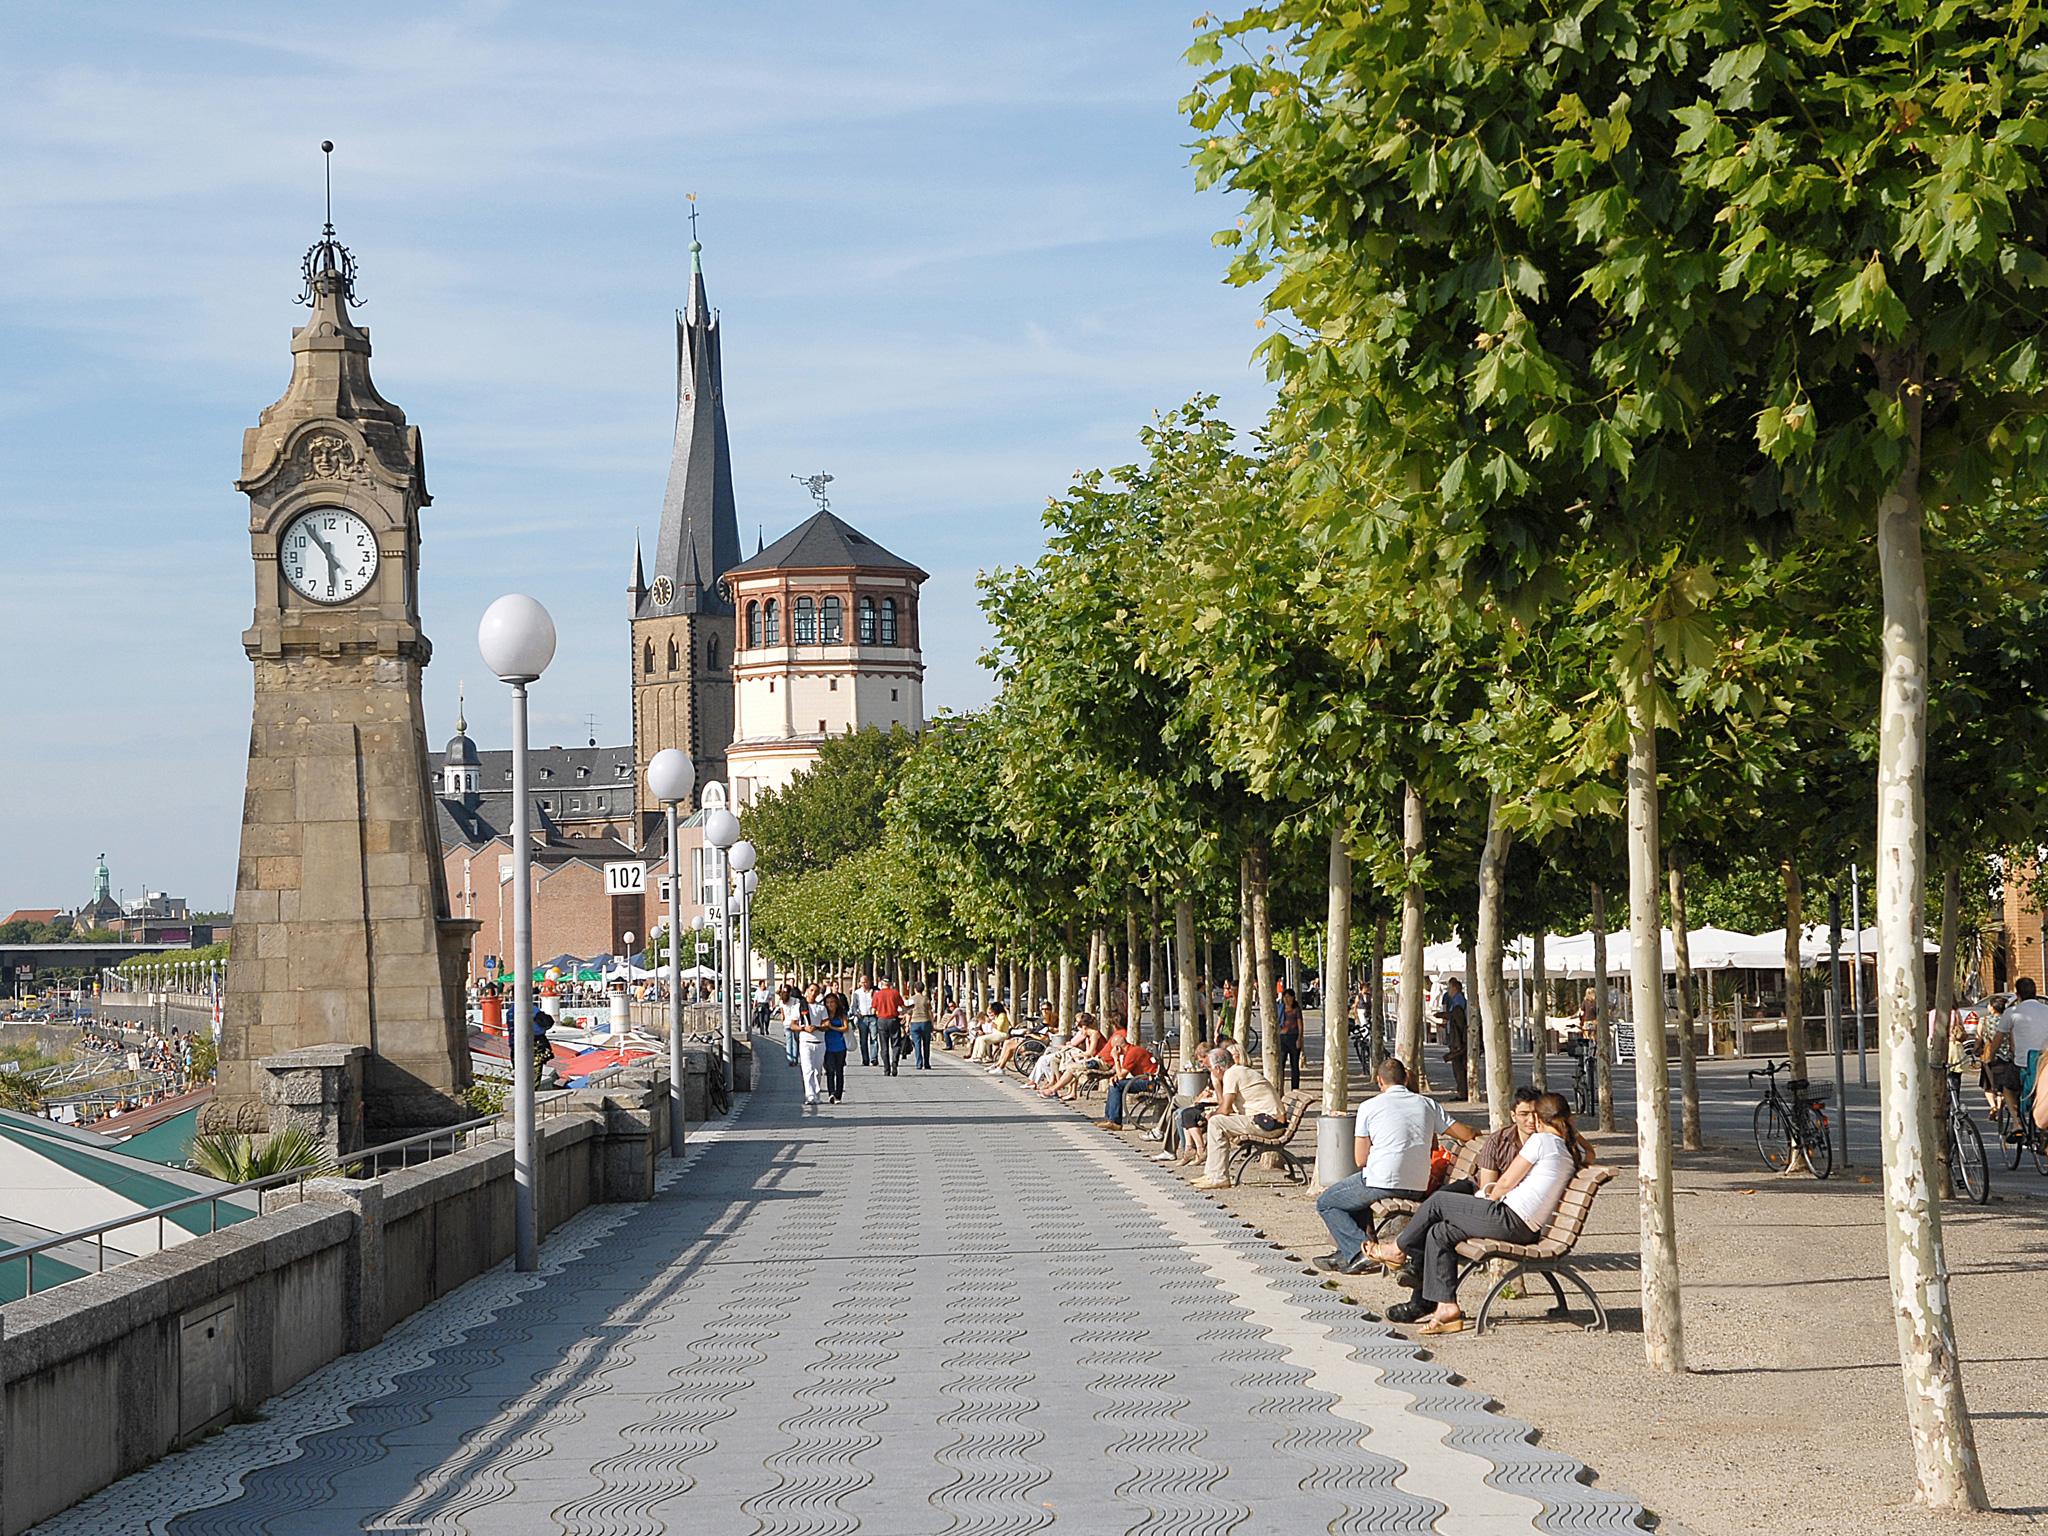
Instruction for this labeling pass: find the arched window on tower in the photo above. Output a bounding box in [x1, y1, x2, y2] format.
[643, 639, 655, 676]
[822, 596, 844, 643]
[666, 637, 679, 672]
[764, 598, 780, 644]
[857, 595, 876, 645]
[794, 596, 817, 645]
[706, 634, 720, 670]
[880, 598, 899, 646]
[746, 602, 761, 648]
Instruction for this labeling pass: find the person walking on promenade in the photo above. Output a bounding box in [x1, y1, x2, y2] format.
[821, 990, 851, 1103]
[796, 985, 828, 1106]
[780, 985, 804, 1066]
[873, 975, 905, 1074]
[1367, 1091, 1593, 1334]
[1441, 977, 1471, 1101]
[906, 981, 935, 1069]
[1277, 987, 1305, 1090]
[853, 975, 878, 1067]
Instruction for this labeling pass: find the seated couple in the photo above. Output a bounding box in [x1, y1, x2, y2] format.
[1316, 1062, 1593, 1336]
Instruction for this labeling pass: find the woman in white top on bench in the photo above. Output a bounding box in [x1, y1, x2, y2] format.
[1366, 1091, 1593, 1335]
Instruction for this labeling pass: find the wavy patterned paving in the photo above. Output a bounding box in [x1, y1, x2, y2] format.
[42, 1048, 1649, 1535]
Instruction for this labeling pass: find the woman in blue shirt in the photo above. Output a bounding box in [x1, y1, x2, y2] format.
[821, 990, 851, 1103]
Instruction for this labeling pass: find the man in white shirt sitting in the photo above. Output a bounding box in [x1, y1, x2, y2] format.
[1313, 1057, 1478, 1273]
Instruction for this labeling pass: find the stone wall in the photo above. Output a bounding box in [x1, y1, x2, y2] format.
[0, 1072, 668, 1535]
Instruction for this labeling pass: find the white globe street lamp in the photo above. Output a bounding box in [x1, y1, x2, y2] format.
[645, 746, 695, 1156]
[479, 593, 555, 1274]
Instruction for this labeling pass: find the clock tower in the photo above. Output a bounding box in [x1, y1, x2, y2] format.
[629, 234, 741, 827]
[204, 216, 478, 1140]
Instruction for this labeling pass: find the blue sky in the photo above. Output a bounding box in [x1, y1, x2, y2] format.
[0, 1, 1272, 914]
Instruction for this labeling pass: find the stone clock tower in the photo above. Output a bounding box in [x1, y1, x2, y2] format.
[204, 221, 477, 1139]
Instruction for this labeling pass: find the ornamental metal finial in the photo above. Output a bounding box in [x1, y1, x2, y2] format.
[792, 471, 833, 511]
[299, 139, 362, 307]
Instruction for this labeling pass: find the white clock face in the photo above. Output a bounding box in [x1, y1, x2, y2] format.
[281, 508, 379, 604]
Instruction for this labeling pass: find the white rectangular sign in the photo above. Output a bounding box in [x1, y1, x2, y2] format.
[1612, 1021, 1636, 1065]
[604, 862, 647, 898]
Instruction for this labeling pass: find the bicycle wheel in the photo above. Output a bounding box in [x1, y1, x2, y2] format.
[1754, 1099, 1793, 1173]
[1577, 1066, 1595, 1118]
[1799, 1111, 1833, 1179]
[2028, 1124, 2048, 1177]
[1996, 1103, 2022, 1169]
[1950, 1115, 1989, 1204]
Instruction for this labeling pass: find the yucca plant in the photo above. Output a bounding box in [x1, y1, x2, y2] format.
[190, 1125, 329, 1183]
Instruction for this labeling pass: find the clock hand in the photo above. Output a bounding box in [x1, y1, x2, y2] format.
[304, 527, 341, 580]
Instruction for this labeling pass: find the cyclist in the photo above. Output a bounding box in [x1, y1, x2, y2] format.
[1983, 978, 2048, 1134]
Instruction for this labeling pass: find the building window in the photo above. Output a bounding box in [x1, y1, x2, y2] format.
[666, 637, 679, 671]
[880, 598, 898, 645]
[857, 595, 876, 644]
[746, 602, 761, 648]
[818, 719, 826, 732]
[764, 598, 780, 644]
[643, 639, 655, 675]
[891, 688, 899, 701]
[829, 677, 838, 691]
[822, 595, 844, 643]
[707, 634, 721, 670]
[794, 596, 816, 644]
[768, 679, 775, 693]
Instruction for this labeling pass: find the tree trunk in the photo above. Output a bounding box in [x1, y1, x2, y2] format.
[1476, 796, 1515, 1129]
[1124, 902, 1141, 1040]
[1931, 866, 1960, 1199]
[1782, 860, 1809, 1079]
[1398, 784, 1428, 1086]
[1175, 896, 1200, 1069]
[1368, 912, 1386, 1070]
[1592, 881, 1614, 1131]
[1324, 825, 1353, 1118]
[1148, 889, 1166, 1049]
[1531, 927, 1549, 1090]
[1624, 629, 1684, 1373]
[1668, 857, 1703, 1151]
[1058, 940, 1076, 1035]
[1873, 359, 1985, 1507]
[1250, 840, 1281, 1088]
[1235, 854, 1254, 1041]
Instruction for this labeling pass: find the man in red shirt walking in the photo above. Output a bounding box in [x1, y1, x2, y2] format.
[872, 976, 906, 1077]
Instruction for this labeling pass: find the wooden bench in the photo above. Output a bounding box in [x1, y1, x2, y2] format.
[1221, 1094, 1315, 1186]
[1451, 1163, 1619, 1334]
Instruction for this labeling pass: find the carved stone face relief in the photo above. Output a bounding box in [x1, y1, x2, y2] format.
[304, 434, 360, 480]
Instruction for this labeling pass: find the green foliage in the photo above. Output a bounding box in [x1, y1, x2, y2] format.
[463, 1078, 508, 1118]
[189, 1125, 328, 1183]
[743, 728, 915, 877]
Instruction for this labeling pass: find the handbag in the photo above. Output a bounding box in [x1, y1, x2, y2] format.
[1253, 1112, 1285, 1133]
[1425, 1145, 1452, 1193]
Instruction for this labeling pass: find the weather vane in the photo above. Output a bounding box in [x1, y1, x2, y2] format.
[792, 472, 834, 511]
[299, 139, 361, 307]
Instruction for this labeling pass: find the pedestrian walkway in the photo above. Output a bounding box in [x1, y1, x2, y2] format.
[38, 1049, 1650, 1534]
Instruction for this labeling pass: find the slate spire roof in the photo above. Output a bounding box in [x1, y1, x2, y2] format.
[727, 508, 928, 580]
[640, 237, 740, 618]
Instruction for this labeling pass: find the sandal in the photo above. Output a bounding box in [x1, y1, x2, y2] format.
[1417, 1316, 1466, 1336]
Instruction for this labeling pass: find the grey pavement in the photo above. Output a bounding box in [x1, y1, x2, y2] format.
[39, 1041, 1651, 1535]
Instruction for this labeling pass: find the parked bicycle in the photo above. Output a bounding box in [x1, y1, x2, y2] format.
[1749, 1059, 1833, 1179]
[1563, 1036, 1597, 1118]
[1943, 1072, 1990, 1204]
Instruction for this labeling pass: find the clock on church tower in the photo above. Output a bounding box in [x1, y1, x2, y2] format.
[202, 213, 478, 1141]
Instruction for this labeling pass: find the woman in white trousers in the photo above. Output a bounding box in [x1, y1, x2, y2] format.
[797, 984, 829, 1106]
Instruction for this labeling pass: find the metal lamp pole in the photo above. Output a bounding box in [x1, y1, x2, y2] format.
[479, 594, 557, 1274]
[729, 840, 757, 1038]
[646, 748, 694, 1158]
[703, 802, 741, 1093]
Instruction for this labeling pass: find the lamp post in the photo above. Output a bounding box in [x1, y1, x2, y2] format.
[729, 840, 757, 1039]
[646, 747, 695, 1157]
[703, 800, 741, 1093]
[478, 593, 556, 1274]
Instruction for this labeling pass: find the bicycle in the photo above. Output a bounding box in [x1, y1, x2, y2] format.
[1749, 1059, 1833, 1179]
[1563, 1036, 1597, 1118]
[1943, 1072, 1990, 1203]
[1991, 1096, 2046, 1175]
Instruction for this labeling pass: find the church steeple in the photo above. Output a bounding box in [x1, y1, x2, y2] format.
[642, 228, 740, 618]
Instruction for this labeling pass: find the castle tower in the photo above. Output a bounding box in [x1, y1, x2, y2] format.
[726, 506, 928, 807]
[206, 210, 477, 1139]
[632, 234, 741, 823]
